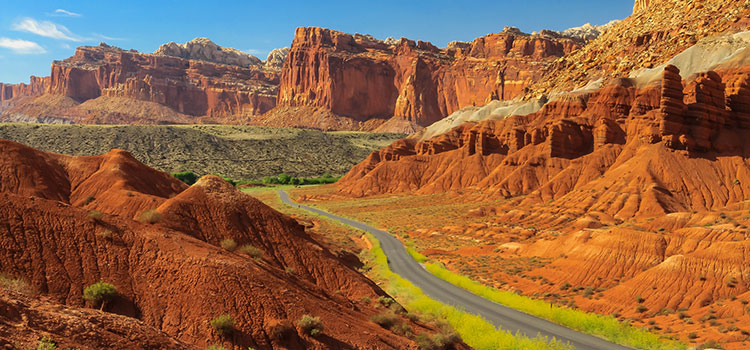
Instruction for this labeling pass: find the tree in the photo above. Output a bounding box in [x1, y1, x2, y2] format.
[277, 173, 291, 184]
[83, 281, 117, 310]
[172, 171, 198, 185]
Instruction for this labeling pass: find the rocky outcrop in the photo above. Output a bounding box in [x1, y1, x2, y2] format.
[633, 0, 652, 13]
[0, 76, 49, 102]
[271, 26, 582, 128]
[264, 47, 290, 69]
[0, 140, 455, 349]
[531, 0, 750, 97]
[339, 66, 750, 207]
[553, 20, 620, 41]
[155, 37, 262, 67]
[46, 43, 279, 121]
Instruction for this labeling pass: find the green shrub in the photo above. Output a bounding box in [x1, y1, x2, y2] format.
[636, 305, 648, 313]
[37, 337, 56, 350]
[206, 345, 225, 350]
[87, 210, 103, 222]
[297, 314, 324, 336]
[370, 311, 400, 329]
[210, 314, 235, 336]
[378, 296, 395, 307]
[220, 239, 237, 251]
[138, 209, 162, 224]
[172, 171, 198, 185]
[83, 281, 117, 309]
[238, 244, 262, 259]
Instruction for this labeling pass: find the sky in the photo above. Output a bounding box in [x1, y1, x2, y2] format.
[0, 0, 633, 84]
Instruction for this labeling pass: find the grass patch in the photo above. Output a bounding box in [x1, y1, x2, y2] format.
[138, 209, 162, 224]
[423, 262, 684, 350]
[238, 244, 263, 259]
[407, 247, 429, 263]
[0, 274, 31, 294]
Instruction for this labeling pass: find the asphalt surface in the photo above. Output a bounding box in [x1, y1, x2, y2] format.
[278, 190, 634, 350]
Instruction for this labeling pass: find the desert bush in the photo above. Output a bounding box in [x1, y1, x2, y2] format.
[138, 209, 162, 224]
[220, 239, 237, 251]
[636, 305, 648, 313]
[210, 314, 235, 336]
[172, 171, 198, 185]
[297, 315, 324, 336]
[697, 340, 723, 349]
[83, 281, 117, 309]
[37, 337, 56, 350]
[87, 210, 103, 222]
[370, 311, 400, 329]
[206, 345, 225, 350]
[238, 244, 262, 259]
[0, 274, 31, 294]
[285, 267, 295, 274]
[378, 296, 395, 307]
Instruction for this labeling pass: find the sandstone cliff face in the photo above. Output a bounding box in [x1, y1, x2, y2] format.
[531, 0, 750, 96]
[632, 0, 652, 13]
[46, 43, 279, 121]
[272, 26, 582, 128]
[0, 76, 49, 102]
[339, 65, 750, 216]
[155, 37, 262, 67]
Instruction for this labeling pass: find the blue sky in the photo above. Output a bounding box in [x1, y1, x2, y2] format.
[0, 1, 633, 83]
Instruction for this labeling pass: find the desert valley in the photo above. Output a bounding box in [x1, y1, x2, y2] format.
[2, 0, 750, 349]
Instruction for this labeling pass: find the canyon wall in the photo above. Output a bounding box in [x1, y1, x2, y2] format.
[274, 26, 583, 128]
[0, 76, 49, 102]
[47, 43, 279, 121]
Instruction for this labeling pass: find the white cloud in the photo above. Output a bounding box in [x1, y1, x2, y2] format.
[50, 9, 82, 17]
[12, 17, 84, 41]
[92, 33, 126, 41]
[0, 37, 46, 54]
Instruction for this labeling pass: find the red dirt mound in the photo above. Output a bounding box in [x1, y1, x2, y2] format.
[0, 140, 445, 349]
[0, 290, 196, 350]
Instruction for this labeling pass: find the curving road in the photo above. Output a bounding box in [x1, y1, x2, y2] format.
[278, 190, 632, 350]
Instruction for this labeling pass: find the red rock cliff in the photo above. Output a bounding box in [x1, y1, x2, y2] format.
[47, 43, 280, 120]
[276, 27, 582, 127]
[0, 76, 49, 102]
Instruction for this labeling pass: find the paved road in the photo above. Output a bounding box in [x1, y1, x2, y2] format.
[278, 190, 633, 350]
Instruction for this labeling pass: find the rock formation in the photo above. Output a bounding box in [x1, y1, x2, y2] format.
[266, 26, 582, 129]
[0, 76, 49, 102]
[264, 47, 290, 69]
[339, 66, 750, 211]
[155, 37, 262, 67]
[633, 0, 652, 13]
[0, 139, 457, 349]
[41, 43, 279, 122]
